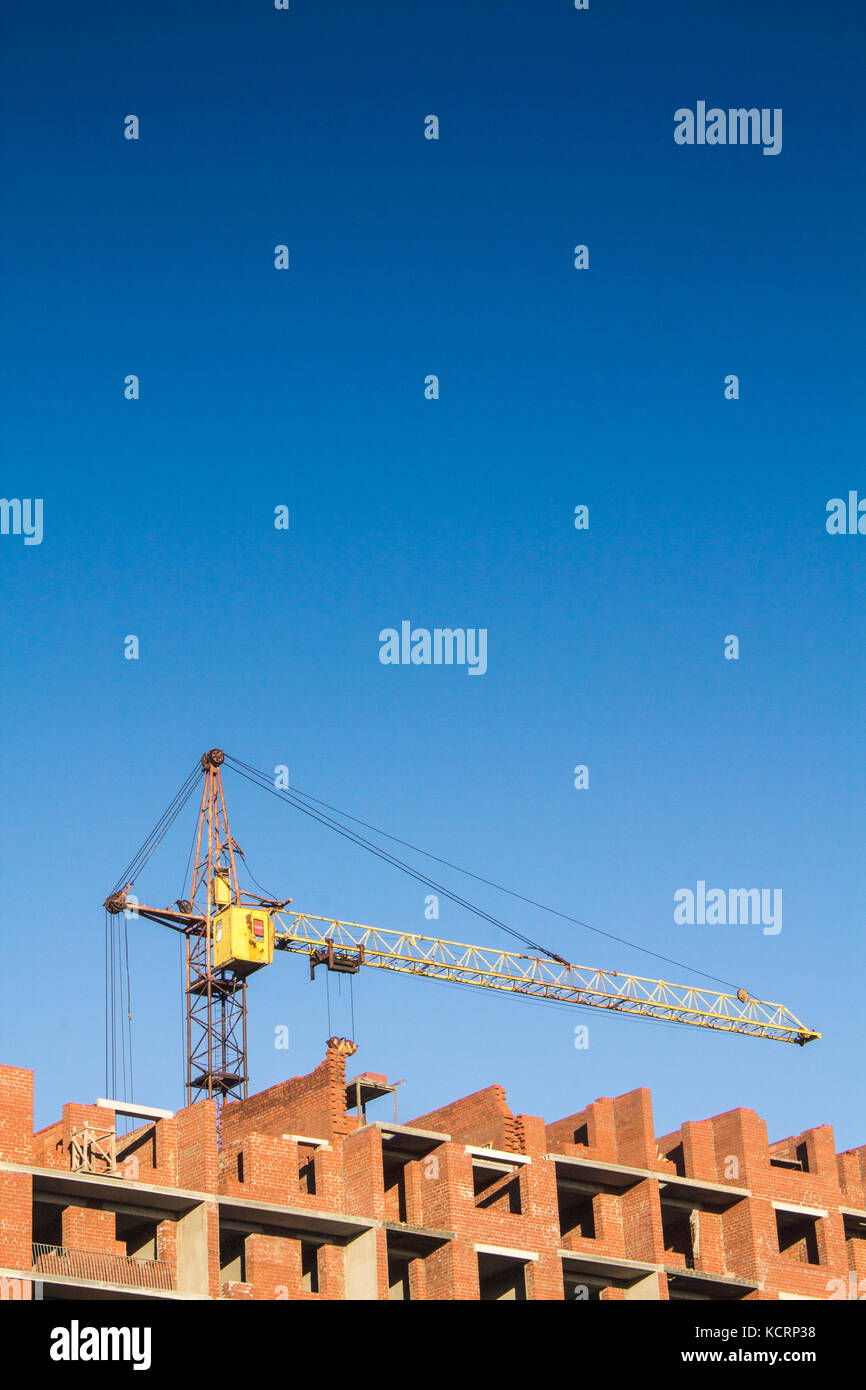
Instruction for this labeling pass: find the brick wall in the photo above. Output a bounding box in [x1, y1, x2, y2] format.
[1, 1051, 863, 1301]
[221, 1038, 352, 1151]
[410, 1084, 519, 1152]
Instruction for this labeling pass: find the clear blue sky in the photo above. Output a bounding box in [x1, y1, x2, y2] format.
[1, 0, 864, 1153]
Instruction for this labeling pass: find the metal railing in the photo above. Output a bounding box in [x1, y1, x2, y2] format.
[31, 1243, 173, 1291]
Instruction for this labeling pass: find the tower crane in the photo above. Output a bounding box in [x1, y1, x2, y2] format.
[104, 750, 820, 1107]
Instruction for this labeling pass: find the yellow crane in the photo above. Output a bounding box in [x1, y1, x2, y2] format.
[104, 750, 819, 1106]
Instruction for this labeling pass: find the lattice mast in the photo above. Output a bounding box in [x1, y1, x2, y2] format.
[106, 750, 289, 1107]
[182, 749, 247, 1104]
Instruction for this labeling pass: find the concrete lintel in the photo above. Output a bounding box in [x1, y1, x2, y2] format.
[559, 1248, 660, 1280]
[658, 1174, 750, 1204]
[665, 1266, 759, 1296]
[466, 1146, 531, 1166]
[474, 1242, 538, 1262]
[96, 1098, 174, 1122]
[281, 1133, 331, 1150]
[548, 1152, 748, 1203]
[546, 1154, 652, 1190]
[375, 1121, 450, 1143]
[772, 1200, 829, 1220]
[382, 1220, 454, 1242]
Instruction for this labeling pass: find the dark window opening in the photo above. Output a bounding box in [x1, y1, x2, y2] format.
[667, 1284, 714, 1302]
[665, 1144, 686, 1177]
[573, 1124, 589, 1146]
[388, 1253, 412, 1300]
[776, 1211, 820, 1265]
[844, 1220, 866, 1277]
[219, 1231, 246, 1283]
[32, 1202, 63, 1248]
[299, 1154, 316, 1196]
[563, 1274, 605, 1301]
[769, 1143, 810, 1173]
[384, 1163, 408, 1222]
[115, 1212, 158, 1262]
[558, 1190, 596, 1240]
[301, 1242, 319, 1293]
[473, 1167, 522, 1215]
[661, 1207, 695, 1268]
[477, 1254, 526, 1301]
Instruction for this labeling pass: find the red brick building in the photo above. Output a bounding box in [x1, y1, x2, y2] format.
[0, 1038, 863, 1301]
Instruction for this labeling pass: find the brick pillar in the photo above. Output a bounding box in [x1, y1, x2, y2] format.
[156, 1219, 177, 1286]
[594, 1191, 625, 1255]
[245, 1232, 300, 1299]
[516, 1113, 548, 1157]
[0, 1067, 33, 1164]
[0, 1066, 34, 1271]
[424, 1238, 479, 1300]
[620, 1179, 664, 1264]
[175, 1099, 218, 1192]
[407, 1254, 428, 1300]
[204, 1200, 221, 1297]
[242, 1134, 298, 1203]
[693, 1208, 727, 1276]
[413, 1142, 471, 1232]
[527, 1253, 564, 1300]
[342, 1125, 385, 1217]
[517, 1143, 563, 1300]
[721, 1196, 774, 1283]
[838, 1145, 866, 1209]
[586, 1098, 618, 1160]
[681, 1119, 720, 1181]
[613, 1089, 658, 1168]
[0, 1175, 31, 1272]
[318, 1241, 345, 1299]
[152, 1117, 178, 1185]
[401, 1155, 424, 1226]
[710, 1108, 769, 1188]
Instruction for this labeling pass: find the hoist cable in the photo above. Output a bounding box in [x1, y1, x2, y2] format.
[225, 754, 737, 990]
[225, 758, 562, 961]
[112, 763, 203, 893]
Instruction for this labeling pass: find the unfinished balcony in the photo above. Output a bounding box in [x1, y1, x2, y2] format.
[31, 1243, 173, 1293]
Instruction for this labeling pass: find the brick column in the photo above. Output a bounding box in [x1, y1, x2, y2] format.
[0, 1066, 34, 1271]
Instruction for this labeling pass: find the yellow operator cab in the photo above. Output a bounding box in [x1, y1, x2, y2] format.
[213, 905, 275, 974]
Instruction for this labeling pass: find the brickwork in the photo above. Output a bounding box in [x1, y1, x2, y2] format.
[1, 1054, 864, 1301]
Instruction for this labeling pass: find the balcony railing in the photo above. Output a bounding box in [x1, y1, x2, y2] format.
[31, 1243, 173, 1291]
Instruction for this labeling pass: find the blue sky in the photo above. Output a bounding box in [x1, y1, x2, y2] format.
[1, 0, 864, 1152]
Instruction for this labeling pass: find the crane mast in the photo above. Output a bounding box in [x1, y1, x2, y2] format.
[106, 750, 273, 1104]
[104, 750, 820, 1108]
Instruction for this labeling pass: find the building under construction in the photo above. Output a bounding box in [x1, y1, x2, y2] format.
[1, 751, 846, 1302]
[0, 1040, 863, 1301]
